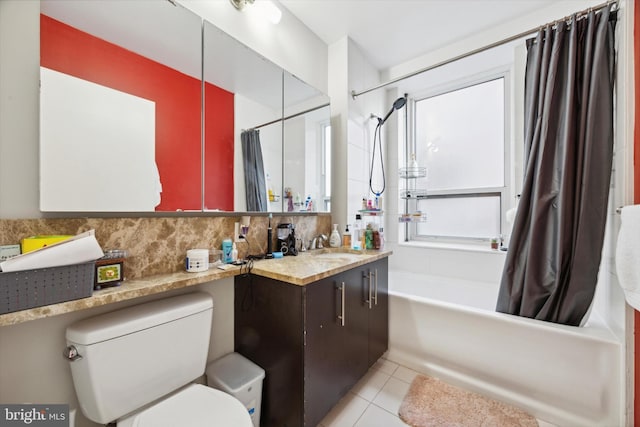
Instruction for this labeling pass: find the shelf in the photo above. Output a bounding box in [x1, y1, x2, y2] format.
[400, 189, 428, 199]
[359, 209, 384, 216]
[399, 167, 427, 179]
[399, 212, 427, 223]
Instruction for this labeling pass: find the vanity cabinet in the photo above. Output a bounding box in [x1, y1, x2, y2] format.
[234, 257, 388, 427]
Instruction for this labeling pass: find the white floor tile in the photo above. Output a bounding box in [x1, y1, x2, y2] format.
[319, 392, 369, 427]
[371, 376, 411, 415]
[350, 369, 391, 401]
[354, 403, 409, 427]
[392, 365, 420, 384]
[372, 358, 399, 375]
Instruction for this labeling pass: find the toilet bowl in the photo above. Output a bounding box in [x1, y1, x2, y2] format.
[118, 384, 251, 427]
[65, 293, 252, 426]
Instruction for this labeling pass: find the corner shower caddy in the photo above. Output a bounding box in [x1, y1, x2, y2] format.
[399, 165, 428, 223]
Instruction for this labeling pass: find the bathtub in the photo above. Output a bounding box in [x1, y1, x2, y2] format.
[386, 271, 622, 426]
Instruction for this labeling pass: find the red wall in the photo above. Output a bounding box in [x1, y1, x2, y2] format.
[40, 15, 234, 211]
[204, 83, 235, 210]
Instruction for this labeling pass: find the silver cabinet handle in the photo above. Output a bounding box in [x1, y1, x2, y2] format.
[337, 281, 345, 326]
[374, 268, 378, 306]
[363, 271, 372, 309]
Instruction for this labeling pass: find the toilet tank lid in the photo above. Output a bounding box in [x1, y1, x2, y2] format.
[66, 293, 213, 345]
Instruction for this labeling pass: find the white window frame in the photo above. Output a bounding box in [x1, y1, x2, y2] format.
[320, 121, 331, 211]
[404, 70, 511, 244]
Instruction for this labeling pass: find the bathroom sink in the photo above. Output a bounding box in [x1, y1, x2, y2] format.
[307, 249, 365, 261]
[311, 252, 354, 259]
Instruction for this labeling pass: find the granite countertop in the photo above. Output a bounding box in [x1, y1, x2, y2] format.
[250, 248, 392, 286]
[0, 248, 391, 327]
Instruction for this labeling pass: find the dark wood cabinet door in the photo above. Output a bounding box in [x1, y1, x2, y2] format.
[368, 258, 389, 366]
[235, 275, 304, 427]
[342, 266, 371, 380]
[304, 277, 350, 427]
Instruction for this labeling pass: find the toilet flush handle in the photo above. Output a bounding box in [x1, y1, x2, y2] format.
[63, 345, 83, 362]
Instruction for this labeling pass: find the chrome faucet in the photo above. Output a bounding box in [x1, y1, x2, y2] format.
[311, 234, 327, 249]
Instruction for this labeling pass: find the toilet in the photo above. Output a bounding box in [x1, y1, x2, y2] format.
[64, 293, 253, 427]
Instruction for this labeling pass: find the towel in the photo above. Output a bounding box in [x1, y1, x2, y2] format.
[616, 205, 640, 311]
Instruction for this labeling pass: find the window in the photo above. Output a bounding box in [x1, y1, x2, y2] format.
[321, 123, 331, 211]
[406, 76, 508, 242]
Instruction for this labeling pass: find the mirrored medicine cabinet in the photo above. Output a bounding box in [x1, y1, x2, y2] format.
[39, 0, 330, 214]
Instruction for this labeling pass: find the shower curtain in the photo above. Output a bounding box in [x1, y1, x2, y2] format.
[241, 129, 267, 212]
[496, 7, 616, 326]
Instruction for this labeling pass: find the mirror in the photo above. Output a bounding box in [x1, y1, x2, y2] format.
[202, 20, 283, 212]
[282, 72, 331, 212]
[39, 0, 203, 212]
[39, 0, 330, 213]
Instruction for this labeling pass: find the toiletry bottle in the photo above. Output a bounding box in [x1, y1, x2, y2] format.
[365, 223, 373, 249]
[222, 238, 233, 264]
[266, 213, 273, 258]
[342, 225, 351, 248]
[351, 216, 361, 250]
[378, 227, 384, 250]
[329, 224, 341, 248]
[231, 243, 238, 262]
[410, 152, 419, 170]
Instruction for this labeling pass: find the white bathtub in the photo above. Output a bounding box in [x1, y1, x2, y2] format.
[386, 271, 622, 426]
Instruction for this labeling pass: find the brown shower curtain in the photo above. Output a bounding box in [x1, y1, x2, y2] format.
[496, 7, 616, 326]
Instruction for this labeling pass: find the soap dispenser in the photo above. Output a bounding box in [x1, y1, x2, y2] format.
[342, 224, 351, 248]
[329, 224, 341, 248]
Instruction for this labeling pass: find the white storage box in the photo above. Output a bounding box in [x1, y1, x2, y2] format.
[206, 352, 265, 427]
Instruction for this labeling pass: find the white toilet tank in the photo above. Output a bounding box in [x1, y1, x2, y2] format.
[65, 293, 213, 424]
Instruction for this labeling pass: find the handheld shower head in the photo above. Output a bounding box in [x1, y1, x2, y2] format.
[379, 97, 406, 125]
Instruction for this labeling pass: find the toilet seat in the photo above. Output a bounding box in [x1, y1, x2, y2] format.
[117, 384, 253, 427]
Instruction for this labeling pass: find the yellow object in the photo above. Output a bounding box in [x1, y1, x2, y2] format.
[21, 235, 73, 253]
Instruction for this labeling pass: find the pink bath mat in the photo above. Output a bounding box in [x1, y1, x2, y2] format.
[398, 374, 538, 427]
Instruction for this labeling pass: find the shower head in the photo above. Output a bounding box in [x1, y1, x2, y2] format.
[379, 97, 406, 125]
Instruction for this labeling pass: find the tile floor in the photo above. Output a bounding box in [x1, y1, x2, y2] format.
[318, 357, 556, 427]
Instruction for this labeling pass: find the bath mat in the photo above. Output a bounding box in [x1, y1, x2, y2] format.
[398, 375, 538, 427]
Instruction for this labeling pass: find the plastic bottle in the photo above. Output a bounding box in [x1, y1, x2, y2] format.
[410, 152, 419, 170]
[342, 225, 351, 248]
[365, 223, 373, 249]
[373, 230, 380, 250]
[351, 216, 361, 250]
[222, 239, 233, 264]
[329, 224, 341, 248]
[231, 242, 238, 262]
[378, 227, 384, 250]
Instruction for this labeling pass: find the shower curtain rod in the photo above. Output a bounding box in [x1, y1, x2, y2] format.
[351, 0, 618, 99]
[243, 102, 330, 132]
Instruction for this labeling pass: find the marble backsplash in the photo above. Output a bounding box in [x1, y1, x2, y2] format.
[0, 214, 331, 280]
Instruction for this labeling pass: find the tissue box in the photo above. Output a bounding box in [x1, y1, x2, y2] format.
[21, 235, 73, 254]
